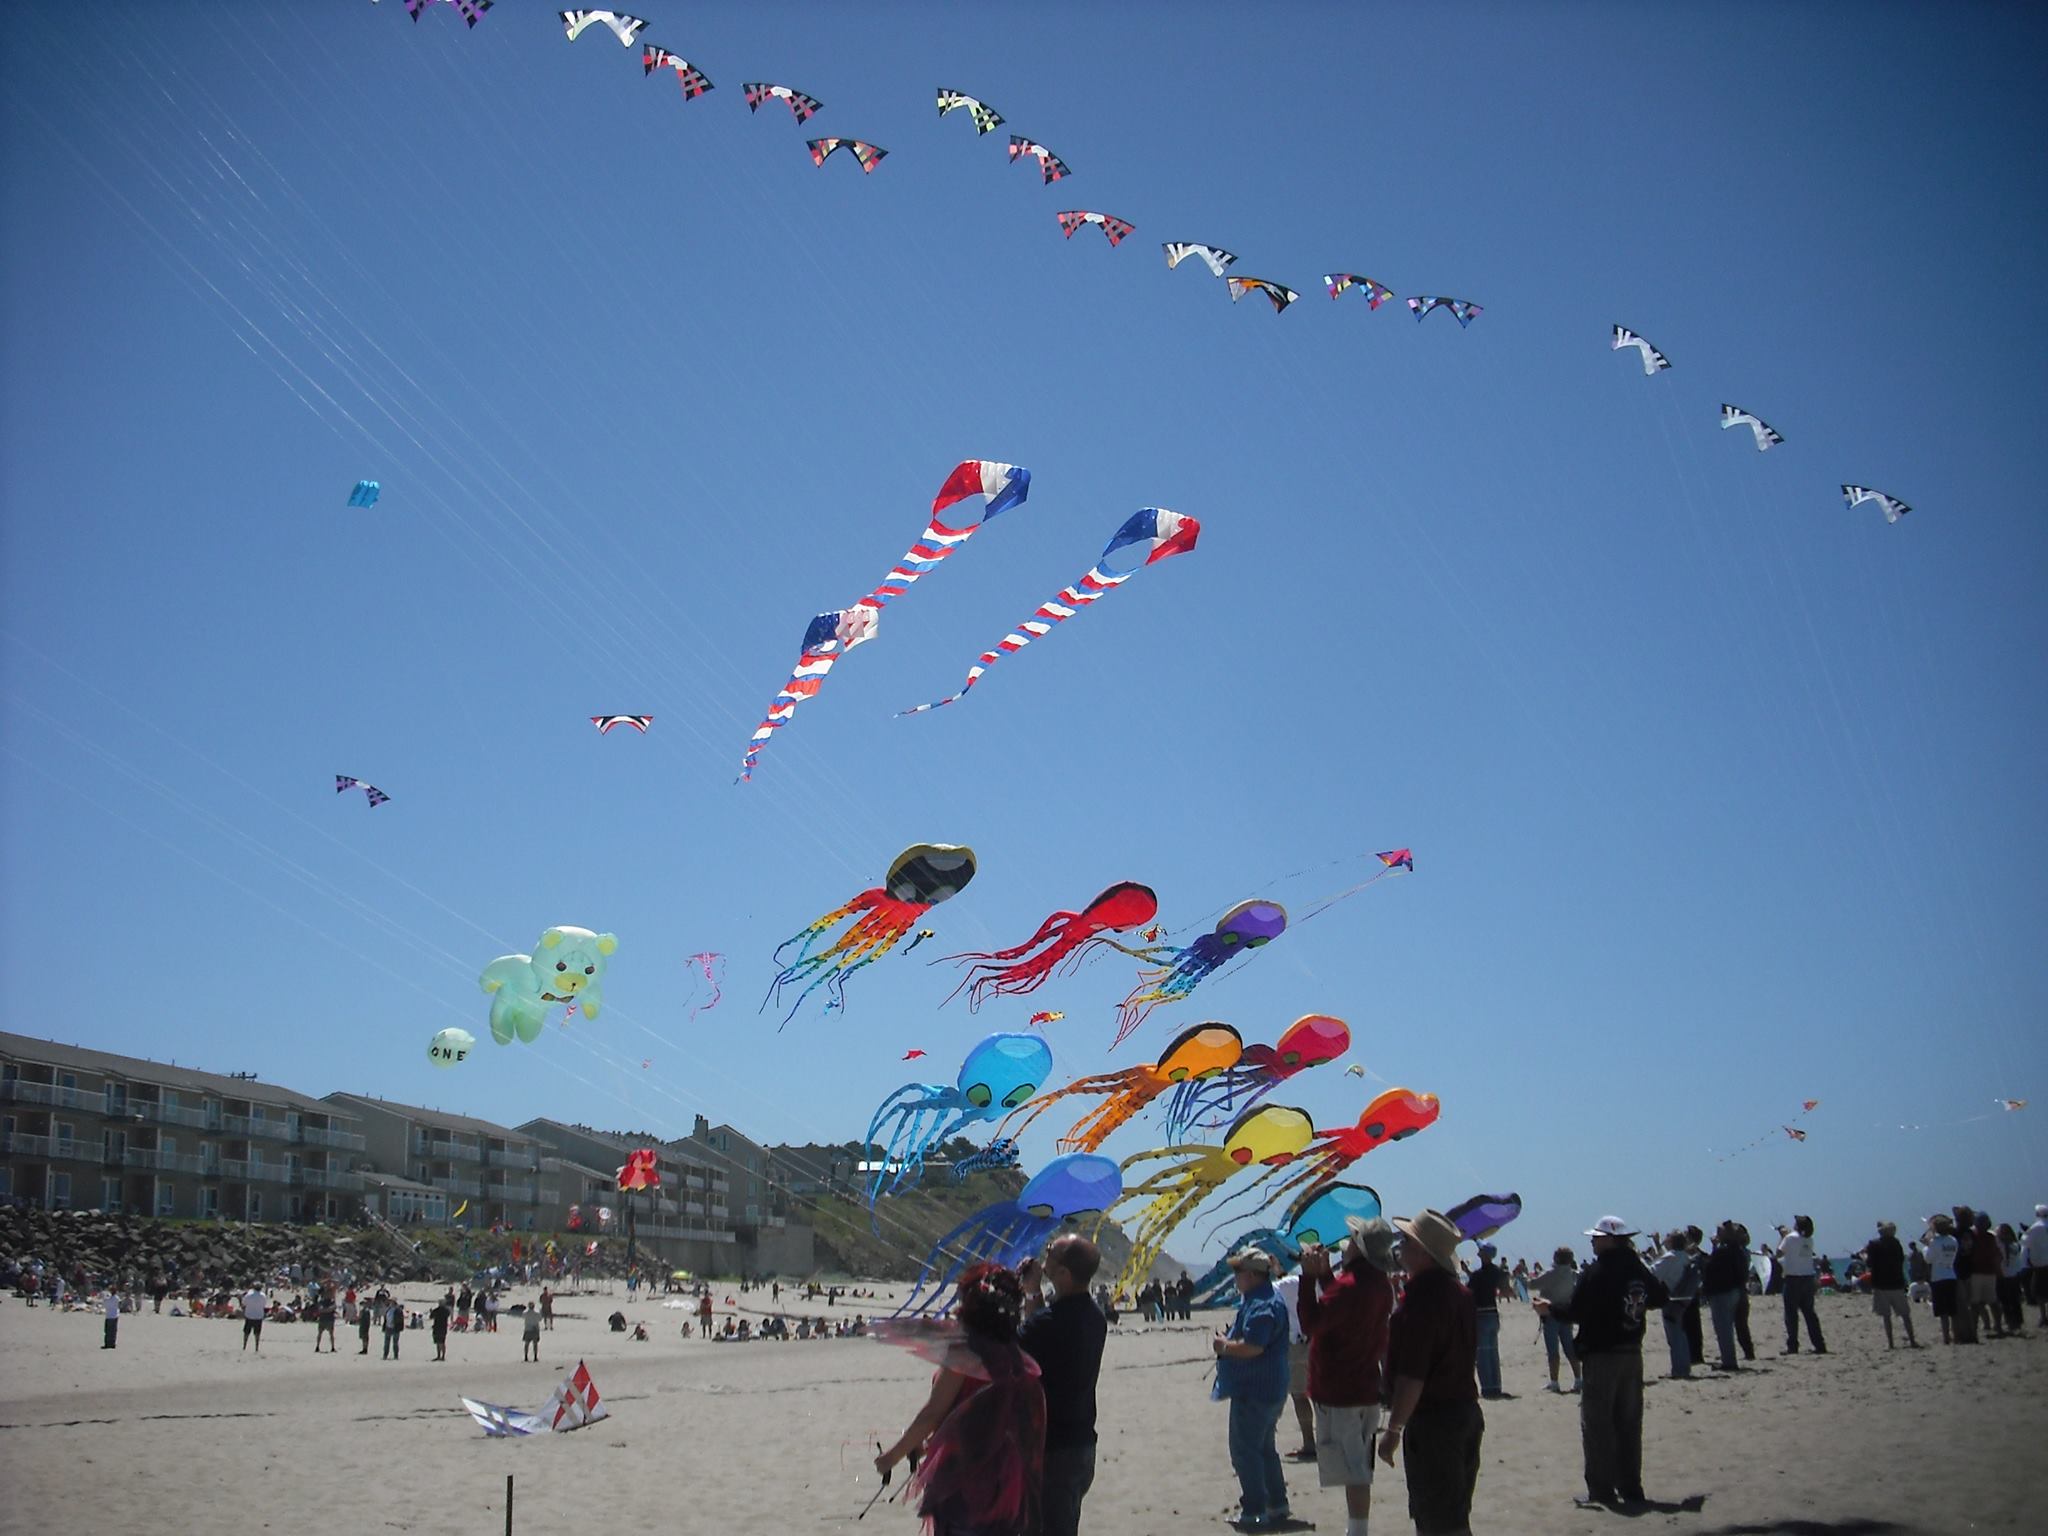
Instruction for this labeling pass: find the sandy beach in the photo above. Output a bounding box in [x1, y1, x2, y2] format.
[1, 1283, 2040, 1536]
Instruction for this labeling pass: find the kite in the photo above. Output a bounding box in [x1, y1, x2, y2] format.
[1110, 899, 1286, 1048]
[462, 1359, 606, 1437]
[950, 1139, 1021, 1181]
[1028, 1011, 1063, 1028]
[590, 715, 652, 735]
[1140, 926, 1165, 942]
[1008, 136, 1070, 183]
[743, 82, 823, 122]
[559, 10, 645, 45]
[808, 137, 888, 173]
[1783, 1126, 1807, 1142]
[428, 1027, 475, 1068]
[901, 1153, 1122, 1315]
[1713, 1097, 1821, 1160]
[1999, 1099, 2027, 1111]
[1345, 1064, 1365, 1077]
[904, 929, 937, 954]
[1226, 277, 1300, 313]
[1325, 274, 1395, 308]
[335, 775, 389, 808]
[997, 1022, 1244, 1154]
[765, 844, 977, 1023]
[1163, 243, 1237, 277]
[1720, 404, 1784, 451]
[1446, 1192, 1522, 1243]
[1407, 296, 1483, 327]
[1611, 324, 1671, 375]
[616, 1148, 660, 1191]
[686, 951, 725, 1021]
[941, 882, 1160, 1010]
[407, 0, 492, 26]
[642, 45, 713, 99]
[1842, 484, 1911, 523]
[1056, 210, 1135, 246]
[1100, 1103, 1315, 1295]
[479, 926, 618, 1045]
[864, 1032, 1053, 1203]
[899, 508, 1199, 719]
[936, 88, 1004, 135]
[1161, 1013, 1349, 1142]
[347, 480, 380, 508]
[1193, 1181, 1384, 1307]
[901, 1048, 927, 1060]
[1207, 1089, 1441, 1233]
[741, 460, 1030, 779]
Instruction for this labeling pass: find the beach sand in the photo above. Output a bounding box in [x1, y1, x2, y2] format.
[1, 1284, 2039, 1535]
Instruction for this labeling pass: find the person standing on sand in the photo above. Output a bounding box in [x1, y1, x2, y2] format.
[522, 1302, 543, 1362]
[1212, 1247, 1295, 1531]
[1467, 1242, 1507, 1400]
[1271, 1266, 1317, 1461]
[1650, 1231, 1695, 1380]
[1923, 1214, 1961, 1343]
[1019, 1234, 1109, 1536]
[241, 1284, 267, 1353]
[1699, 1222, 1751, 1371]
[1531, 1247, 1583, 1393]
[1857, 1221, 1917, 1350]
[382, 1295, 404, 1360]
[1968, 1212, 2005, 1339]
[357, 1292, 375, 1353]
[541, 1285, 555, 1332]
[1377, 1210, 1482, 1536]
[314, 1285, 338, 1353]
[1776, 1217, 1826, 1355]
[1534, 1215, 1666, 1511]
[430, 1295, 451, 1361]
[2025, 1205, 2048, 1329]
[1297, 1216, 1397, 1536]
[102, 1287, 121, 1349]
[697, 1290, 713, 1339]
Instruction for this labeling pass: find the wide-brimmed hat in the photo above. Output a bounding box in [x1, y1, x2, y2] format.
[1583, 1215, 1637, 1239]
[1392, 1209, 1462, 1271]
[1345, 1215, 1402, 1274]
[1226, 1247, 1276, 1276]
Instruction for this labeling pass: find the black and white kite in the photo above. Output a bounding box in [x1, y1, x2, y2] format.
[1611, 325, 1671, 375]
[590, 715, 654, 735]
[336, 775, 390, 808]
[559, 10, 646, 46]
[1842, 485, 1911, 524]
[744, 83, 824, 122]
[1163, 243, 1237, 277]
[1720, 404, 1784, 451]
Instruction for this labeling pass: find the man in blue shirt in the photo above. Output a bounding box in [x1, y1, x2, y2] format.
[1213, 1247, 1293, 1530]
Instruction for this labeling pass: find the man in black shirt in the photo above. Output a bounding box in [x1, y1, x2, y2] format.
[1857, 1220, 1917, 1350]
[1467, 1243, 1505, 1399]
[1021, 1234, 1109, 1536]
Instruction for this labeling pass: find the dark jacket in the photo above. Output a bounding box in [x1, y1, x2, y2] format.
[1550, 1246, 1668, 1356]
[1701, 1242, 1749, 1296]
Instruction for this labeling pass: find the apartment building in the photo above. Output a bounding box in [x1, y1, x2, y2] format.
[325, 1093, 555, 1232]
[685, 1115, 814, 1275]
[519, 1118, 738, 1272]
[0, 1032, 365, 1221]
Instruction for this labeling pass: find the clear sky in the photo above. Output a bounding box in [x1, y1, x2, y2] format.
[3, 1, 2043, 1269]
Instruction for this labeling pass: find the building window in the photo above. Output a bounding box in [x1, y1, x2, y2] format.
[201, 1187, 220, 1218]
[248, 1191, 262, 1219]
[101, 1177, 121, 1211]
[54, 1121, 75, 1154]
[48, 1171, 71, 1210]
[157, 1181, 176, 1218]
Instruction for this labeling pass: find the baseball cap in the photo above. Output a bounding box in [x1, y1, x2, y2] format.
[1583, 1215, 1637, 1238]
[1226, 1247, 1276, 1275]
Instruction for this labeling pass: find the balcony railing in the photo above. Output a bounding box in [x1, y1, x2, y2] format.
[302, 1167, 363, 1191]
[1, 1131, 51, 1156]
[124, 1148, 207, 1174]
[431, 1176, 482, 1198]
[222, 1114, 291, 1141]
[130, 1100, 212, 1130]
[413, 1135, 484, 1162]
[487, 1148, 536, 1170]
[683, 1174, 707, 1192]
[297, 1124, 366, 1152]
[217, 1159, 295, 1184]
[0, 1081, 101, 1112]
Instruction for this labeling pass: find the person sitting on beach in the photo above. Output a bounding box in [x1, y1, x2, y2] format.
[878, 1263, 1046, 1536]
[851, 1314, 868, 1336]
[608, 1310, 627, 1333]
[631, 1322, 649, 1342]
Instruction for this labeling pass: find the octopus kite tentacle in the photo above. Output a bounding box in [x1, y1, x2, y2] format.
[940, 882, 1158, 1010]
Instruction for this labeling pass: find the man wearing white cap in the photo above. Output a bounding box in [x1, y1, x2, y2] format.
[1532, 1216, 1667, 1509]
[1211, 1247, 1295, 1531]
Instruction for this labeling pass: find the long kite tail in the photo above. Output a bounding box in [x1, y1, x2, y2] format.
[897, 567, 1128, 715]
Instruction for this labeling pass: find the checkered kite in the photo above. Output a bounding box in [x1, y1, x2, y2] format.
[1056, 210, 1135, 247]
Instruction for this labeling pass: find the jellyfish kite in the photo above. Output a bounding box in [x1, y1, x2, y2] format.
[900, 1153, 1122, 1315]
[864, 1032, 1053, 1203]
[1099, 1103, 1314, 1295]
[941, 881, 1159, 1009]
[1446, 1192, 1522, 1242]
[1111, 899, 1286, 1047]
[765, 844, 977, 1024]
[998, 1022, 1242, 1154]
[1161, 1014, 1349, 1142]
[1193, 1181, 1383, 1307]
[686, 950, 725, 1022]
[950, 1139, 1021, 1182]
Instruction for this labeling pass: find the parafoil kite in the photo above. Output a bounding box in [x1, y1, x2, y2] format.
[1111, 899, 1286, 1048]
[936, 88, 1004, 134]
[334, 774, 389, 808]
[1193, 1181, 1383, 1306]
[1057, 210, 1135, 246]
[1226, 277, 1300, 313]
[899, 508, 1199, 719]
[743, 82, 823, 122]
[998, 1022, 1243, 1154]
[1407, 296, 1483, 327]
[1161, 1014, 1349, 1142]
[941, 882, 1159, 1010]
[347, 480, 381, 508]
[765, 844, 977, 1023]
[642, 45, 713, 99]
[1720, 403, 1783, 451]
[1842, 484, 1910, 523]
[901, 1153, 1122, 1315]
[686, 950, 724, 1022]
[428, 1027, 475, 1068]
[1446, 1192, 1521, 1242]
[480, 926, 618, 1045]
[590, 715, 651, 735]
[950, 1138, 1021, 1181]
[741, 460, 1030, 779]
[560, 10, 646, 46]
[1101, 1103, 1315, 1295]
[1163, 243, 1237, 277]
[864, 1032, 1053, 1203]
[1611, 325, 1671, 375]
[1008, 136, 1070, 183]
[407, 0, 492, 26]
[1325, 274, 1395, 308]
[616, 1148, 661, 1192]
[808, 137, 888, 173]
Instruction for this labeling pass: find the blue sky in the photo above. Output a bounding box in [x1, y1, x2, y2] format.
[3, 0, 2043, 1266]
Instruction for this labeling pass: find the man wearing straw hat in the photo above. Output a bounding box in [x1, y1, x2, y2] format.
[1211, 1246, 1296, 1531]
[1376, 1210, 1482, 1536]
[1532, 1215, 1668, 1509]
[1297, 1215, 1399, 1536]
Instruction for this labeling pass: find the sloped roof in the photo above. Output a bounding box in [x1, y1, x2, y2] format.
[1, 1031, 353, 1120]
[324, 1092, 539, 1144]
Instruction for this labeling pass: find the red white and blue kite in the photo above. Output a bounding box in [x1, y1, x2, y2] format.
[741, 462, 1032, 779]
[898, 508, 1199, 716]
